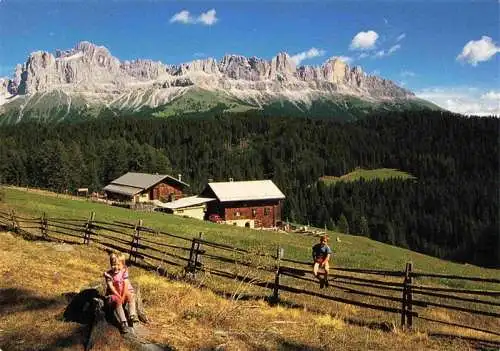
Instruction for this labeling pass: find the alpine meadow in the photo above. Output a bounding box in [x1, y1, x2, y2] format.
[0, 1, 499, 350]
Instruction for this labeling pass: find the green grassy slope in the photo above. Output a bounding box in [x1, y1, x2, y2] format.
[0, 87, 442, 124]
[1, 187, 497, 290]
[149, 88, 256, 118]
[320, 168, 417, 185]
[0, 92, 117, 125]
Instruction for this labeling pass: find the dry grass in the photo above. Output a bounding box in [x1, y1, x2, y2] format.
[0, 232, 490, 351]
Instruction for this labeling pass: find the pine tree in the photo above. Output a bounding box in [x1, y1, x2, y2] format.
[359, 215, 370, 236]
[338, 213, 350, 234]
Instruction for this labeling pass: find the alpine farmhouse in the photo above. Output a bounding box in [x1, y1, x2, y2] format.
[103, 172, 189, 203]
[200, 180, 286, 228]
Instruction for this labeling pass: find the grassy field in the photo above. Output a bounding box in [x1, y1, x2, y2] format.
[320, 168, 417, 185]
[0, 232, 488, 351]
[151, 88, 255, 118]
[1, 187, 496, 286]
[0, 186, 499, 350]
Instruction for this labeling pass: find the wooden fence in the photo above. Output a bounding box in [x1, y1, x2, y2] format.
[0, 209, 499, 341]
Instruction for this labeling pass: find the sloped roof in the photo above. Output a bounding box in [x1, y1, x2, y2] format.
[108, 172, 189, 190]
[207, 180, 285, 202]
[154, 196, 215, 210]
[103, 184, 142, 196]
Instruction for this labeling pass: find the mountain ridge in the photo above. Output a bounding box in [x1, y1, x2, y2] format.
[0, 41, 437, 123]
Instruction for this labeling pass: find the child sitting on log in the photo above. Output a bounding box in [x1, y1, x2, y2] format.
[103, 252, 139, 333]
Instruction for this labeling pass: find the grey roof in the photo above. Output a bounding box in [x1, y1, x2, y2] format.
[108, 172, 189, 190]
[103, 184, 142, 196]
[207, 180, 285, 202]
[154, 196, 215, 209]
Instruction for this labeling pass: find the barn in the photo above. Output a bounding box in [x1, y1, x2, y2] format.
[103, 172, 189, 203]
[200, 180, 286, 228]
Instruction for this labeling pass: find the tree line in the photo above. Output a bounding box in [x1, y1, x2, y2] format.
[0, 110, 497, 267]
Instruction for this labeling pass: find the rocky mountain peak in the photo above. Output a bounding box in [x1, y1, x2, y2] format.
[270, 52, 296, 79]
[2, 41, 415, 111]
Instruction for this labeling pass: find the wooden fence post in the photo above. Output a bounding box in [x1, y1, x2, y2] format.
[407, 262, 413, 329]
[401, 262, 410, 328]
[83, 211, 95, 245]
[40, 212, 48, 239]
[129, 219, 142, 265]
[194, 232, 203, 270]
[10, 209, 18, 233]
[185, 237, 201, 278]
[272, 246, 284, 302]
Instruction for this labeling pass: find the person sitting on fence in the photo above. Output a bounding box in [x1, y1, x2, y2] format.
[312, 235, 332, 288]
[103, 252, 139, 333]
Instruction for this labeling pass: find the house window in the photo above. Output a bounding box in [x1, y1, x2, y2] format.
[264, 208, 270, 216]
[252, 209, 257, 217]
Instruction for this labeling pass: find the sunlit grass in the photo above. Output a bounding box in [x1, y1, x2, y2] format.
[1, 186, 498, 292]
[1, 232, 484, 351]
[320, 168, 416, 185]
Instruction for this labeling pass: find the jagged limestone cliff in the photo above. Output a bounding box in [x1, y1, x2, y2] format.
[0, 41, 436, 123]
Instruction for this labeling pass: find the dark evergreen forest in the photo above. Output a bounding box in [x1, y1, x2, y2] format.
[0, 110, 498, 267]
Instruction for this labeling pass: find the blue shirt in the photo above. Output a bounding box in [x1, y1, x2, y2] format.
[312, 243, 332, 260]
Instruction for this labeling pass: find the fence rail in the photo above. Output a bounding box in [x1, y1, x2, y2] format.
[0, 208, 499, 341]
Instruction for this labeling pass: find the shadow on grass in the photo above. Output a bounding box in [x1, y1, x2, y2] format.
[0, 327, 85, 351]
[196, 334, 326, 351]
[197, 282, 396, 333]
[0, 288, 85, 351]
[0, 287, 63, 315]
[276, 339, 328, 351]
[428, 333, 500, 351]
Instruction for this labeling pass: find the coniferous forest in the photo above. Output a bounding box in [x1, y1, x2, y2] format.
[0, 110, 498, 267]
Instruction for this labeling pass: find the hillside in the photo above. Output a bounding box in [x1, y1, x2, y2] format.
[2, 187, 498, 288]
[320, 168, 417, 185]
[0, 112, 497, 267]
[0, 187, 499, 350]
[1, 231, 484, 351]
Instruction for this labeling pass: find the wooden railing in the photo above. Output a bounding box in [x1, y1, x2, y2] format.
[0, 208, 499, 341]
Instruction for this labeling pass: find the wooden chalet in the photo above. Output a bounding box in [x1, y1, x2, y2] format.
[200, 180, 286, 228]
[103, 172, 189, 203]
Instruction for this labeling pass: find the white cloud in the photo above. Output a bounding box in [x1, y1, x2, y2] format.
[396, 33, 406, 42]
[373, 44, 401, 58]
[198, 9, 218, 26]
[456, 36, 500, 66]
[193, 52, 206, 58]
[388, 44, 401, 54]
[358, 53, 369, 59]
[170, 10, 193, 24]
[481, 91, 500, 100]
[291, 47, 326, 65]
[400, 70, 416, 77]
[349, 30, 379, 50]
[170, 9, 218, 26]
[329, 55, 353, 64]
[416, 87, 500, 116]
[371, 69, 381, 76]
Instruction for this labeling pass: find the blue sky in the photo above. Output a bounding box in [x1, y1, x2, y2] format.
[0, 0, 498, 115]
